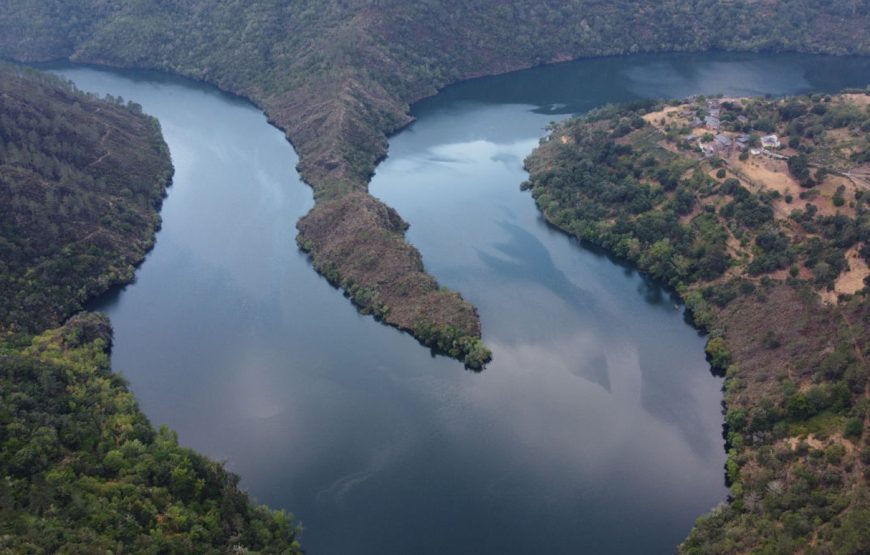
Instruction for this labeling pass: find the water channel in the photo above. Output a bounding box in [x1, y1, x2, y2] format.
[50, 52, 870, 553]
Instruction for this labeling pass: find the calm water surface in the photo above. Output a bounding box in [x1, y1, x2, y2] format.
[49, 53, 870, 554]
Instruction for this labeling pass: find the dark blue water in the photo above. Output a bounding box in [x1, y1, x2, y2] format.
[49, 52, 870, 554]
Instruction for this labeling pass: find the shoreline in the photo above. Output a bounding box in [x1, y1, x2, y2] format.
[10, 47, 870, 367]
[524, 92, 870, 551]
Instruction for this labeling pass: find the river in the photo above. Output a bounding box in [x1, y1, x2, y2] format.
[49, 52, 870, 554]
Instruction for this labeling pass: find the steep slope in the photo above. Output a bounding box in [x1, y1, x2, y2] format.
[0, 63, 303, 553]
[3, 0, 869, 365]
[0, 64, 172, 333]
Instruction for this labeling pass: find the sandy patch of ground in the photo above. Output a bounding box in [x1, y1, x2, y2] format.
[727, 155, 799, 219]
[825, 128, 856, 143]
[819, 245, 868, 304]
[642, 106, 680, 130]
[832, 433, 858, 453]
[788, 436, 825, 450]
[731, 155, 797, 196]
[728, 155, 860, 218]
[847, 163, 870, 191]
[841, 93, 870, 108]
[655, 137, 684, 155]
[787, 434, 856, 454]
[726, 230, 748, 261]
[814, 175, 857, 217]
[769, 265, 813, 281]
[835, 245, 868, 295]
[707, 168, 727, 180]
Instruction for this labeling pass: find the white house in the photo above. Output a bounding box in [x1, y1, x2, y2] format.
[761, 134, 781, 148]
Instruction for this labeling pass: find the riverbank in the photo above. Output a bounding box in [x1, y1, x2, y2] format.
[524, 91, 870, 552]
[3, 1, 870, 364]
[0, 62, 302, 553]
[62, 57, 760, 554]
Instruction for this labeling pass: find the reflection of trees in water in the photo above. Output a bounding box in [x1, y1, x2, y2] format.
[477, 220, 593, 313]
[478, 220, 717, 458]
[477, 220, 615, 390]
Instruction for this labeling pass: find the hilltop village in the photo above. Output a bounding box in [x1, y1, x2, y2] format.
[641, 92, 869, 302]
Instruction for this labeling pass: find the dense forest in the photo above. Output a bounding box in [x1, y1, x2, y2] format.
[3, 0, 869, 365]
[524, 91, 870, 553]
[0, 63, 303, 553]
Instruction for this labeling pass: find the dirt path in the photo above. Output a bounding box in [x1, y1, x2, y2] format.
[844, 165, 870, 191]
[86, 124, 113, 168]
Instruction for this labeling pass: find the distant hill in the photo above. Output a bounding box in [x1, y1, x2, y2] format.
[524, 91, 870, 553]
[3, 0, 869, 365]
[0, 62, 303, 553]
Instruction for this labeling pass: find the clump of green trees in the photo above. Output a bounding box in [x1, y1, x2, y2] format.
[413, 318, 492, 371]
[1, 314, 303, 553]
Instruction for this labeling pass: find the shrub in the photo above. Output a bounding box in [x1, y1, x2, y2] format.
[705, 336, 732, 373]
[844, 417, 864, 439]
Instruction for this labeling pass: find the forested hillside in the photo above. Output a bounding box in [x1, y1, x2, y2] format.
[0, 64, 171, 332]
[0, 63, 303, 553]
[3, 0, 869, 365]
[524, 91, 870, 553]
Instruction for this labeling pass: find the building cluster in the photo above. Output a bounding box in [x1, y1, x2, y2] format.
[680, 98, 780, 159]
